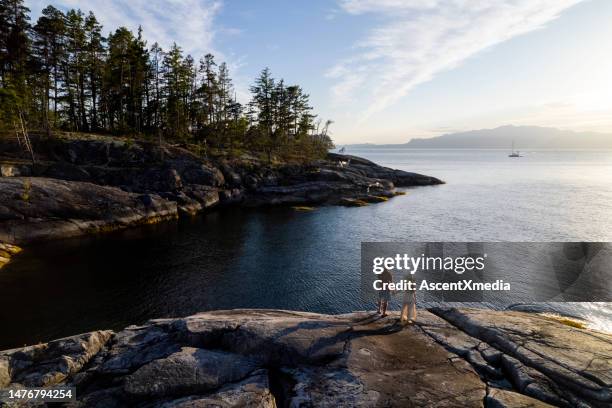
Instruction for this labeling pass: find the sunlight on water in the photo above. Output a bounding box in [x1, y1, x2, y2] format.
[348, 149, 612, 241]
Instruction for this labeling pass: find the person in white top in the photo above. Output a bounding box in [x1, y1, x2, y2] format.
[400, 275, 417, 324]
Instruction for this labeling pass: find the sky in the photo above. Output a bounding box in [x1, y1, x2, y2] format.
[25, 0, 612, 144]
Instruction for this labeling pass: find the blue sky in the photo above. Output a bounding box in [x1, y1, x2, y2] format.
[26, 0, 612, 144]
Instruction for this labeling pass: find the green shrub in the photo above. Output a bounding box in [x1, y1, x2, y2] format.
[21, 179, 32, 202]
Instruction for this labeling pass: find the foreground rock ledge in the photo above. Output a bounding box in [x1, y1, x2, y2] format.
[1, 308, 609, 407]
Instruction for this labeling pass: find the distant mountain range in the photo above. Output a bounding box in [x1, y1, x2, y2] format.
[344, 126, 612, 149]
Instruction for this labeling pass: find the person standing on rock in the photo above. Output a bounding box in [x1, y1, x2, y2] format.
[377, 270, 393, 317]
[400, 275, 417, 324]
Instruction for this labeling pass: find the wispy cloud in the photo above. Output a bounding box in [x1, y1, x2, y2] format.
[329, 0, 584, 119]
[27, 0, 222, 58]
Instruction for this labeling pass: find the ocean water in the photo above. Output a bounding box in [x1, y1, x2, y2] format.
[1, 149, 611, 348]
[350, 148, 612, 241]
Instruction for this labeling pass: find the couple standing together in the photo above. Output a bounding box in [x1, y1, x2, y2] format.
[376, 270, 417, 323]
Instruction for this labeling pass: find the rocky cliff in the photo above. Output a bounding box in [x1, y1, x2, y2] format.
[0, 135, 443, 246]
[1, 308, 609, 407]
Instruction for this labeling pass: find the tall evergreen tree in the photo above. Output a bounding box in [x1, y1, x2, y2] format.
[32, 5, 65, 132]
[162, 43, 187, 138]
[148, 42, 163, 132]
[0, 0, 31, 127]
[249, 67, 275, 156]
[198, 53, 217, 127]
[0, 0, 30, 84]
[84, 11, 104, 131]
[103, 26, 148, 133]
[62, 9, 87, 130]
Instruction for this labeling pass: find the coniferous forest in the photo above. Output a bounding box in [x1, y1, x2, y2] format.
[0, 0, 334, 160]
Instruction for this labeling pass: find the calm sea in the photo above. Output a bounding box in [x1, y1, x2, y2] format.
[1, 149, 611, 348]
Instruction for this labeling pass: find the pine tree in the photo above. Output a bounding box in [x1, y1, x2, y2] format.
[274, 79, 291, 143]
[104, 27, 131, 131]
[148, 42, 163, 132]
[32, 5, 65, 132]
[249, 67, 275, 158]
[198, 53, 217, 127]
[130, 26, 148, 133]
[182, 54, 196, 132]
[0, 0, 30, 85]
[217, 62, 231, 122]
[63, 9, 87, 131]
[83, 11, 104, 131]
[0, 0, 31, 128]
[103, 26, 148, 133]
[163, 43, 187, 138]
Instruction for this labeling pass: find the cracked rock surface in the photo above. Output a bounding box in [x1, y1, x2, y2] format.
[1, 308, 609, 407]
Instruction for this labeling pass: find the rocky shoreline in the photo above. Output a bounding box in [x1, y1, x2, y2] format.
[0, 307, 609, 407]
[0, 135, 443, 247]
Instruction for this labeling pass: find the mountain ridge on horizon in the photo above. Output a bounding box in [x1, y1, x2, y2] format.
[342, 125, 612, 149]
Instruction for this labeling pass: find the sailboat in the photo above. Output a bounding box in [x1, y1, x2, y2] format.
[508, 141, 521, 158]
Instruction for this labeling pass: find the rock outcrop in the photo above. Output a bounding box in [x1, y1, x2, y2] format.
[0, 177, 177, 244]
[0, 308, 609, 407]
[326, 153, 442, 186]
[0, 136, 443, 245]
